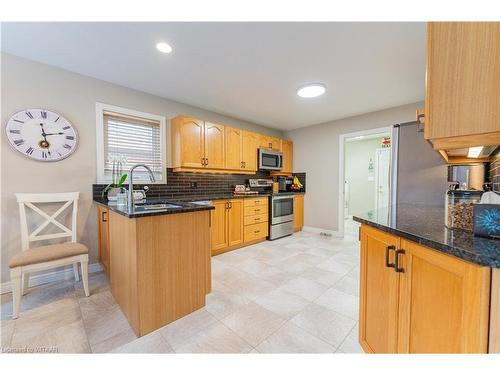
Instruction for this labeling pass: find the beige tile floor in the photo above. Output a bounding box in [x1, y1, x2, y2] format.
[0, 220, 363, 354]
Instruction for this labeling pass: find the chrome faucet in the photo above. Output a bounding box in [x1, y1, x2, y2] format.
[128, 164, 156, 211]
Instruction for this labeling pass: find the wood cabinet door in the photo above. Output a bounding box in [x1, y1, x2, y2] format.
[397, 239, 491, 353]
[97, 206, 110, 276]
[210, 201, 228, 254]
[179, 117, 205, 168]
[359, 225, 400, 353]
[225, 127, 243, 170]
[204, 122, 225, 169]
[227, 199, 244, 247]
[425, 22, 500, 141]
[293, 195, 304, 231]
[242, 131, 260, 171]
[281, 140, 293, 174]
[270, 137, 282, 151]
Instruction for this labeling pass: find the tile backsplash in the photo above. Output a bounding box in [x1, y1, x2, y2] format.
[93, 168, 306, 200]
[489, 148, 500, 191]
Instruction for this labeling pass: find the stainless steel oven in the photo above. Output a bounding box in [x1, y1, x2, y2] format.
[258, 148, 283, 171]
[269, 194, 294, 240]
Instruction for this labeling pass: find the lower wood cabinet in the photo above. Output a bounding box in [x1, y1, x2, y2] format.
[211, 197, 269, 255]
[294, 194, 304, 231]
[359, 224, 491, 353]
[211, 199, 244, 255]
[97, 205, 110, 277]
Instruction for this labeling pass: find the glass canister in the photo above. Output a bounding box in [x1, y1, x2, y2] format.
[445, 190, 483, 231]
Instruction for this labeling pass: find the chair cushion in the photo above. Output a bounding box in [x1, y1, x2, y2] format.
[9, 242, 88, 268]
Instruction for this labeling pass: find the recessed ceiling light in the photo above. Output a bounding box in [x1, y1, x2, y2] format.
[156, 42, 172, 54]
[297, 84, 326, 98]
[467, 146, 484, 158]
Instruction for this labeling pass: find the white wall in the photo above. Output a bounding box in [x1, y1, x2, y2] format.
[345, 137, 387, 217]
[0, 53, 283, 283]
[286, 101, 423, 232]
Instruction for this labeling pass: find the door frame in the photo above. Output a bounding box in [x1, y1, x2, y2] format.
[374, 147, 391, 212]
[338, 126, 392, 237]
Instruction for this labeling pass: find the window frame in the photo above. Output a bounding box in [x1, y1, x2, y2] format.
[95, 102, 167, 184]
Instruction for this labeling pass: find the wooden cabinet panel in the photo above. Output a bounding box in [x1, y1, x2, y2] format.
[204, 122, 225, 169]
[259, 135, 281, 150]
[244, 205, 268, 217]
[225, 127, 243, 170]
[244, 213, 268, 226]
[174, 116, 205, 168]
[244, 222, 268, 242]
[281, 140, 293, 174]
[359, 226, 400, 353]
[97, 206, 110, 277]
[227, 199, 244, 247]
[243, 197, 268, 207]
[242, 131, 260, 171]
[425, 22, 500, 144]
[397, 239, 490, 353]
[293, 194, 304, 231]
[210, 201, 228, 253]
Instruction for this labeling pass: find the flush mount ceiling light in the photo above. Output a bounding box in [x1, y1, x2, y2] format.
[297, 83, 326, 98]
[467, 146, 484, 158]
[156, 42, 173, 54]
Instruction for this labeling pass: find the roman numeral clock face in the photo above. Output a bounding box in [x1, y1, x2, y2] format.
[5, 109, 78, 162]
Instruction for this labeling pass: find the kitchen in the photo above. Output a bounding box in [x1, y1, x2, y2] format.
[1, 16, 500, 364]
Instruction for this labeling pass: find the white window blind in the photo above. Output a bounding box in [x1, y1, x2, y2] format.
[103, 112, 163, 182]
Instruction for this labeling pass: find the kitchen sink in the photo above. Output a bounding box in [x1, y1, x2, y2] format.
[134, 203, 182, 211]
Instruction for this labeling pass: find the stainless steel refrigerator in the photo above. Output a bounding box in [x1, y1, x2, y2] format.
[390, 121, 448, 222]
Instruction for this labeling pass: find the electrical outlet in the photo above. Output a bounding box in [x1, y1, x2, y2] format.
[320, 232, 333, 237]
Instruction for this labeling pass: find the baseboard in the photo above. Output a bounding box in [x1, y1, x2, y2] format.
[0, 263, 103, 295]
[302, 226, 343, 238]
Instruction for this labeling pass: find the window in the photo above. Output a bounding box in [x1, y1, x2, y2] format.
[96, 103, 166, 183]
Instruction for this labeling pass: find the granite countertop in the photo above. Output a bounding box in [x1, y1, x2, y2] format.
[93, 197, 214, 218]
[93, 190, 305, 218]
[353, 204, 500, 268]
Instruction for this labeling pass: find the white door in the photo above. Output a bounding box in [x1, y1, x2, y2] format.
[375, 148, 391, 215]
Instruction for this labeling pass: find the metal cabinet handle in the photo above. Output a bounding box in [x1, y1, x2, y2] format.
[102, 211, 107, 222]
[255, 217, 260, 221]
[385, 245, 395, 268]
[205, 158, 208, 166]
[229, 202, 232, 209]
[395, 249, 405, 273]
[243, 161, 246, 168]
[254, 230, 260, 234]
[225, 202, 229, 209]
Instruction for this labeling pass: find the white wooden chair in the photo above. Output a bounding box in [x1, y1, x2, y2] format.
[9, 192, 90, 319]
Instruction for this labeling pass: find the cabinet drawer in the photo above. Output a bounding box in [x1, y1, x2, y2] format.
[244, 213, 268, 226]
[244, 205, 268, 216]
[244, 222, 268, 242]
[244, 197, 268, 207]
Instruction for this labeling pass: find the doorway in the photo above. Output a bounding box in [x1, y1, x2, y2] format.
[338, 127, 392, 237]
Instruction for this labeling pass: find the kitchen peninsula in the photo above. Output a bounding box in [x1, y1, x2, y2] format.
[354, 204, 500, 353]
[94, 199, 213, 337]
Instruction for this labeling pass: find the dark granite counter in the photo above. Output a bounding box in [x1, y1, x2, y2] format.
[93, 197, 214, 218]
[353, 204, 500, 268]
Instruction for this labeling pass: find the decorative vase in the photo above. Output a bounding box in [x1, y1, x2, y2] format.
[107, 187, 122, 201]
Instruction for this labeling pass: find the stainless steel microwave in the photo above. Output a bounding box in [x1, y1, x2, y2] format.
[258, 148, 283, 170]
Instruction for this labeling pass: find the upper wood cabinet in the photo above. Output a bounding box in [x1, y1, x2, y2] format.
[172, 115, 290, 174]
[359, 224, 491, 353]
[204, 122, 225, 169]
[242, 131, 260, 171]
[424, 22, 500, 149]
[281, 140, 293, 174]
[260, 135, 281, 151]
[225, 127, 243, 170]
[172, 116, 205, 168]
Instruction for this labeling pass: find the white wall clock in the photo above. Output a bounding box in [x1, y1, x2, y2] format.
[5, 109, 79, 162]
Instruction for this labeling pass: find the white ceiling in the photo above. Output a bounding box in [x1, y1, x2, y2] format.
[1, 22, 426, 130]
